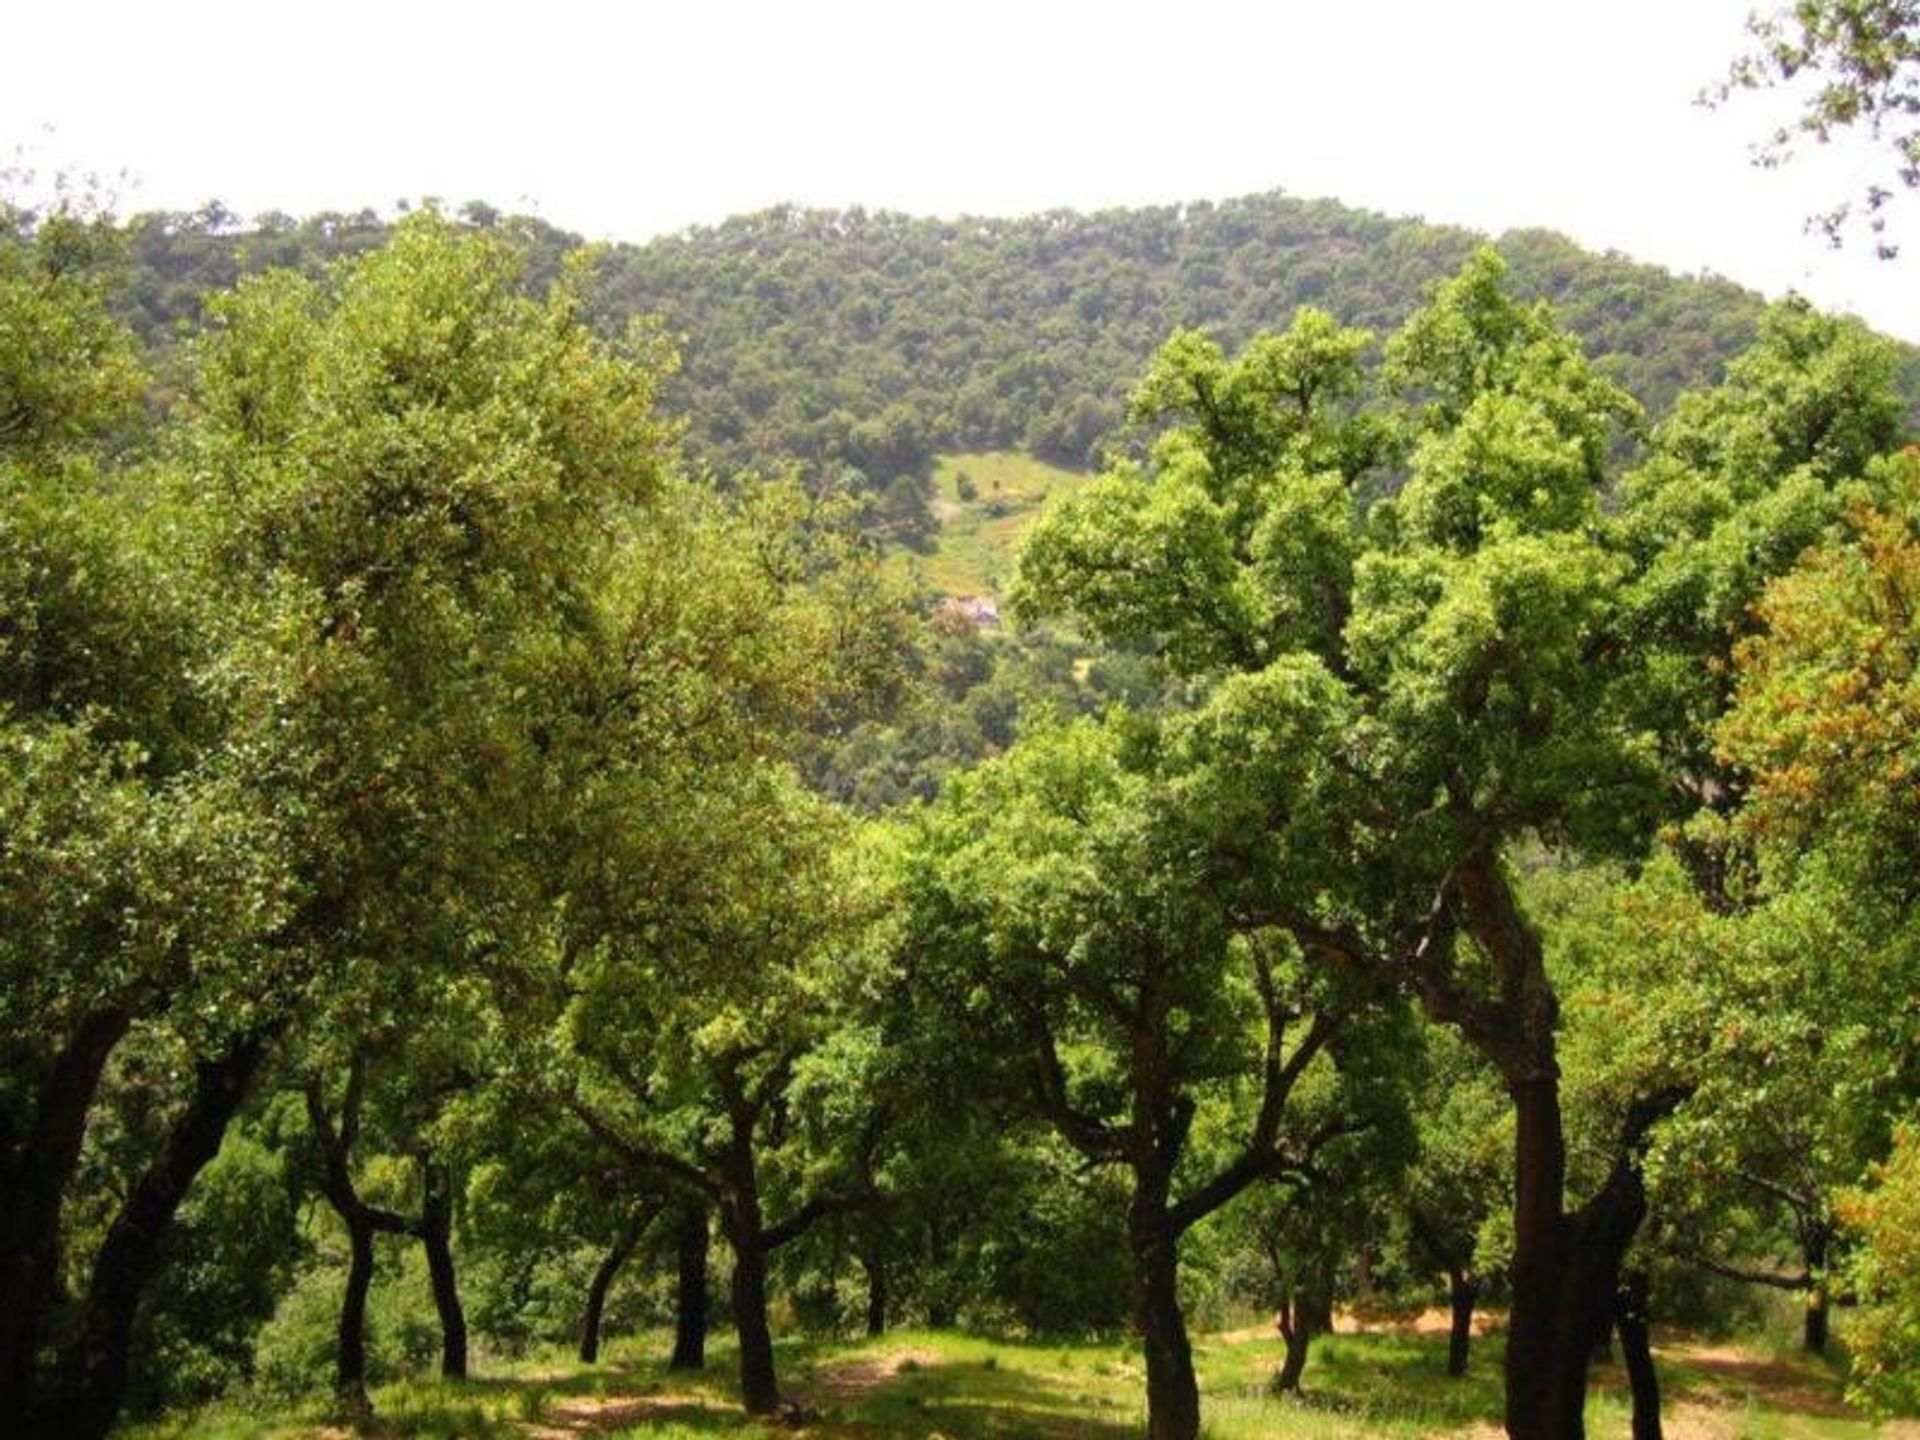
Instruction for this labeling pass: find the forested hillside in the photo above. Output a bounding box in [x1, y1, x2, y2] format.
[9, 180, 1920, 1440]
[114, 192, 1914, 489]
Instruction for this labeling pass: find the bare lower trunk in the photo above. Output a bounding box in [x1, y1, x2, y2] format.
[43, 1028, 273, 1440]
[0, 1006, 132, 1434]
[860, 1243, 887, 1338]
[1803, 1228, 1830, 1356]
[1131, 1208, 1199, 1440]
[337, 1215, 378, 1422]
[1503, 1076, 1593, 1440]
[723, 1201, 779, 1414]
[418, 1158, 466, 1381]
[1617, 1270, 1661, 1440]
[669, 1201, 709, 1371]
[1446, 1269, 1478, 1378]
[1803, 1295, 1829, 1355]
[580, 1205, 648, 1365]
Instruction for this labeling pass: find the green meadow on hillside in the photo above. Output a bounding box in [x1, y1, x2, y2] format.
[897, 452, 1089, 597]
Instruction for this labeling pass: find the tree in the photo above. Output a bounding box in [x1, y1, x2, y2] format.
[1014, 256, 1691, 1438]
[899, 713, 1388, 1440]
[0, 193, 298, 1439]
[1716, 0, 1920, 253]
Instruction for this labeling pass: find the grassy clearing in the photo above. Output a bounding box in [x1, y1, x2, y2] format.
[896, 451, 1089, 598]
[124, 1322, 1899, 1439]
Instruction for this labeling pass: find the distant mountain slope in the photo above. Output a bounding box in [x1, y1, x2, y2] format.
[115, 192, 1918, 488]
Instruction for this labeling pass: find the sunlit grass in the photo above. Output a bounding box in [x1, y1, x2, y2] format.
[125, 1322, 1884, 1439]
[895, 450, 1089, 597]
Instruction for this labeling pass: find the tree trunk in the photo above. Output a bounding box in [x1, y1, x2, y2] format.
[0, 1005, 132, 1433]
[306, 1066, 409, 1424]
[42, 1027, 273, 1440]
[580, 1205, 649, 1365]
[1617, 1270, 1662, 1440]
[669, 1200, 709, 1371]
[1130, 1207, 1200, 1440]
[860, 1242, 887, 1338]
[1275, 1322, 1313, 1393]
[1502, 1075, 1594, 1440]
[1803, 1228, 1830, 1355]
[722, 1196, 779, 1414]
[337, 1213, 378, 1423]
[1803, 1293, 1829, 1355]
[923, 1211, 957, 1327]
[1446, 1269, 1479, 1378]
[418, 1157, 467, 1380]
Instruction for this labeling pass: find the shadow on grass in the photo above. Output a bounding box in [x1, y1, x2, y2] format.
[802, 1356, 1141, 1440]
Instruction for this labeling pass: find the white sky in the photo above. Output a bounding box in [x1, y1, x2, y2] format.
[8, 0, 1916, 340]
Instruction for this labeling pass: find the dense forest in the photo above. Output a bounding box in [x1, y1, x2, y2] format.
[110, 191, 1920, 489]
[5, 171, 1920, 1440]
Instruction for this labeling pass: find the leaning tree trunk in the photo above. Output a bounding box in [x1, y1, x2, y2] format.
[1617, 1269, 1662, 1440]
[669, 1201, 709, 1371]
[1130, 1202, 1200, 1440]
[580, 1204, 649, 1365]
[1446, 1268, 1479, 1378]
[0, 1005, 133, 1434]
[418, 1156, 467, 1380]
[44, 1028, 274, 1440]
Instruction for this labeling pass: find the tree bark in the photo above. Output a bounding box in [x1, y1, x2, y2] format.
[1274, 1309, 1314, 1394]
[721, 1193, 779, 1415]
[1502, 1073, 1595, 1440]
[1446, 1268, 1479, 1378]
[43, 1026, 274, 1440]
[418, 1156, 467, 1380]
[669, 1200, 709, 1371]
[0, 1005, 132, 1433]
[1131, 1206, 1200, 1440]
[337, 1211, 379, 1423]
[580, 1204, 649, 1365]
[306, 1065, 409, 1422]
[1803, 1227, 1830, 1355]
[860, 1240, 887, 1338]
[1617, 1269, 1662, 1440]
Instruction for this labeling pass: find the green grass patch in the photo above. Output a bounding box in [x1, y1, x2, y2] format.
[124, 1324, 1880, 1439]
[897, 450, 1090, 598]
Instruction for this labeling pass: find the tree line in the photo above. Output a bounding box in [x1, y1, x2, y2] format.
[3, 195, 1919, 1440]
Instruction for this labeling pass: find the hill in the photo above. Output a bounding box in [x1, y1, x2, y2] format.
[114, 190, 1919, 501]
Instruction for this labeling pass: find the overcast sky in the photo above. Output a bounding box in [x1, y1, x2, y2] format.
[9, 0, 1916, 339]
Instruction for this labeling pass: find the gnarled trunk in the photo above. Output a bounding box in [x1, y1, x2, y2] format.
[669, 1201, 709, 1371]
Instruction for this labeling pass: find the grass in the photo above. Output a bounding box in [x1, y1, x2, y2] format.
[124, 1320, 1899, 1440]
[895, 450, 1090, 597]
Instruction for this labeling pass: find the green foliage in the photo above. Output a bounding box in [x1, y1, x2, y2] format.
[1841, 1121, 1920, 1414]
[1717, 0, 1920, 252]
